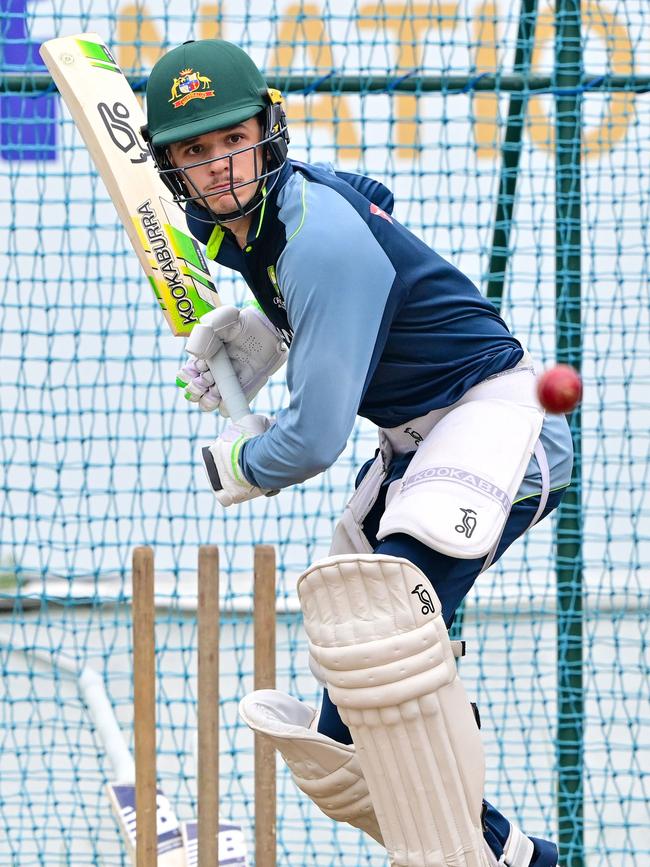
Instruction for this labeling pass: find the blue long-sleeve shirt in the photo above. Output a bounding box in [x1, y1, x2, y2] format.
[187, 160, 572, 494]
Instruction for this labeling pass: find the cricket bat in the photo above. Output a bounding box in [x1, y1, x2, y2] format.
[79, 662, 250, 865]
[181, 821, 248, 867]
[39, 32, 252, 426]
[107, 785, 186, 866]
[77, 665, 186, 866]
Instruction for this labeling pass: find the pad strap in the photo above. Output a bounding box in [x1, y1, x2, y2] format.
[329, 450, 386, 555]
[528, 439, 550, 529]
[502, 824, 535, 866]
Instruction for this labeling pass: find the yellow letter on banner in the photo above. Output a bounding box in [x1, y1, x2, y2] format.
[358, 2, 459, 159]
[116, 4, 165, 71]
[117, 3, 222, 71]
[271, 4, 361, 161]
[473, 2, 500, 158]
[528, 1, 634, 157]
[198, 4, 223, 39]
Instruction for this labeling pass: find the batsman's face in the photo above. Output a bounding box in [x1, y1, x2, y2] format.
[167, 117, 263, 215]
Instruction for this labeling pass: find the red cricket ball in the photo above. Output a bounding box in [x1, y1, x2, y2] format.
[536, 364, 583, 414]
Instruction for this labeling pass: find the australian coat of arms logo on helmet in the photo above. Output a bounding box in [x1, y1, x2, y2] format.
[169, 68, 215, 108]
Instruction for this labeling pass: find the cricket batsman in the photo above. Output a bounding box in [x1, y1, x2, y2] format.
[143, 38, 573, 867]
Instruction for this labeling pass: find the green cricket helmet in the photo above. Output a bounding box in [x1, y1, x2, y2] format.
[142, 39, 289, 223]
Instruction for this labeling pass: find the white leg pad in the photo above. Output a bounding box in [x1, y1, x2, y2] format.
[239, 689, 383, 844]
[297, 553, 491, 867]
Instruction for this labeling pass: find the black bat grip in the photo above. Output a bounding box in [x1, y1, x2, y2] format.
[202, 446, 223, 492]
[202, 446, 279, 498]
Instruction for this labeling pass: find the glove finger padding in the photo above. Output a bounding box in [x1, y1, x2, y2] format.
[177, 359, 220, 411]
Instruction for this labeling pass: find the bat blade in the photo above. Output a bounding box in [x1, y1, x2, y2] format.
[40, 32, 254, 423]
[181, 820, 248, 866]
[107, 783, 187, 866]
[39, 33, 219, 337]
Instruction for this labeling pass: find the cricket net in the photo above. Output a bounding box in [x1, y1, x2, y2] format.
[1, 2, 648, 864]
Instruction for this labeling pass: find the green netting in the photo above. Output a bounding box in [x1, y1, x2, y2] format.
[1, 2, 649, 865]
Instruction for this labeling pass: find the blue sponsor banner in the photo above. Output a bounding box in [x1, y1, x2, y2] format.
[0, 0, 57, 161]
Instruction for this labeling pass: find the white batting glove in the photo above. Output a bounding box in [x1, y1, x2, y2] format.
[202, 414, 274, 507]
[178, 304, 287, 415]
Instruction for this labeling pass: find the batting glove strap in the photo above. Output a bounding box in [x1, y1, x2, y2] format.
[204, 416, 272, 507]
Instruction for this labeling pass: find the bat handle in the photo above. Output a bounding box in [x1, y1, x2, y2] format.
[205, 348, 256, 428]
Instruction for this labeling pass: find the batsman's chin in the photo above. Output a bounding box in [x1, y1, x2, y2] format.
[208, 182, 258, 210]
[205, 190, 237, 209]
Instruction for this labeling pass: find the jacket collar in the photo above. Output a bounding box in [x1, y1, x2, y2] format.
[186, 160, 293, 267]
